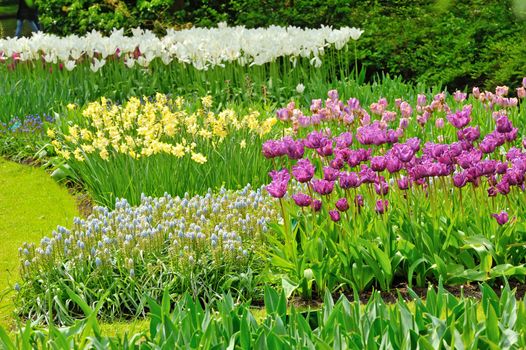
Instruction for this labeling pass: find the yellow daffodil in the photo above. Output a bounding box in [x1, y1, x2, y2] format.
[191, 152, 207, 164]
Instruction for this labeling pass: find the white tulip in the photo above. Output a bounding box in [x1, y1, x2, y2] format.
[296, 83, 305, 94]
[0, 25, 362, 72]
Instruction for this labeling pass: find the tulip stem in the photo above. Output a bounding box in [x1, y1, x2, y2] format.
[459, 188, 464, 218]
[278, 198, 293, 259]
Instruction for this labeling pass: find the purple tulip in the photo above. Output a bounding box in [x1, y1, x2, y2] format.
[453, 90, 467, 102]
[492, 211, 509, 225]
[371, 156, 387, 172]
[311, 199, 322, 212]
[453, 172, 468, 188]
[385, 155, 403, 173]
[269, 169, 290, 182]
[504, 128, 518, 142]
[435, 118, 445, 129]
[505, 168, 525, 186]
[496, 180, 511, 195]
[359, 165, 377, 184]
[407, 137, 421, 152]
[334, 132, 353, 149]
[276, 108, 291, 121]
[316, 142, 334, 157]
[496, 162, 508, 174]
[447, 105, 472, 129]
[335, 198, 350, 212]
[397, 176, 410, 190]
[399, 117, 409, 129]
[310, 99, 322, 112]
[292, 193, 312, 207]
[292, 159, 315, 183]
[487, 187, 498, 197]
[304, 131, 326, 149]
[417, 94, 427, 106]
[393, 143, 415, 163]
[328, 89, 339, 101]
[329, 210, 341, 222]
[479, 135, 498, 154]
[312, 179, 335, 195]
[323, 166, 340, 181]
[330, 155, 346, 170]
[281, 137, 304, 160]
[266, 180, 288, 198]
[374, 180, 389, 195]
[477, 160, 497, 176]
[496, 115, 513, 133]
[262, 140, 286, 159]
[346, 98, 360, 110]
[375, 199, 388, 214]
[354, 195, 364, 208]
[457, 126, 480, 143]
[266, 169, 290, 198]
[339, 172, 361, 189]
[506, 147, 522, 161]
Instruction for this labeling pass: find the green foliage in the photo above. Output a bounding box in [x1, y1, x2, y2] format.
[0, 50, 353, 124]
[4, 283, 526, 348]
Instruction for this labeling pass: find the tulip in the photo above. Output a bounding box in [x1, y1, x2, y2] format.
[375, 199, 388, 214]
[371, 156, 387, 172]
[393, 143, 414, 163]
[335, 198, 350, 212]
[311, 199, 322, 212]
[447, 105, 472, 129]
[495, 86, 509, 97]
[339, 172, 361, 189]
[266, 180, 288, 198]
[454, 90, 467, 102]
[292, 193, 312, 207]
[292, 159, 315, 183]
[323, 166, 340, 181]
[329, 210, 341, 222]
[453, 172, 468, 188]
[496, 115, 513, 133]
[354, 194, 364, 208]
[492, 211, 509, 225]
[334, 131, 353, 148]
[397, 176, 410, 190]
[312, 179, 334, 195]
[374, 180, 389, 195]
[262, 140, 286, 159]
[417, 94, 427, 106]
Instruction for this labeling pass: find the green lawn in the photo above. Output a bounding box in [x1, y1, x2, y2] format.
[0, 158, 78, 330]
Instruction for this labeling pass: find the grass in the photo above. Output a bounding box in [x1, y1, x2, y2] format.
[0, 158, 78, 329]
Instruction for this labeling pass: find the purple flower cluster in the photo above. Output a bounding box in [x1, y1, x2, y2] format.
[264, 85, 526, 224]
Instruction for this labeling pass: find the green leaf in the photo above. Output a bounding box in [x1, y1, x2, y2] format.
[281, 277, 298, 299]
[0, 326, 16, 350]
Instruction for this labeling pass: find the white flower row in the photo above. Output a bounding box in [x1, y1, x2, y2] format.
[0, 23, 363, 71]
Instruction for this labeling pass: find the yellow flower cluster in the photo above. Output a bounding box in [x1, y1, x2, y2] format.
[50, 93, 277, 164]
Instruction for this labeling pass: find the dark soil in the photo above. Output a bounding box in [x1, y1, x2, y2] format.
[288, 281, 526, 309]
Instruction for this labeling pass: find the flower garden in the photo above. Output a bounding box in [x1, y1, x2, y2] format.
[1, 7, 526, 348]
